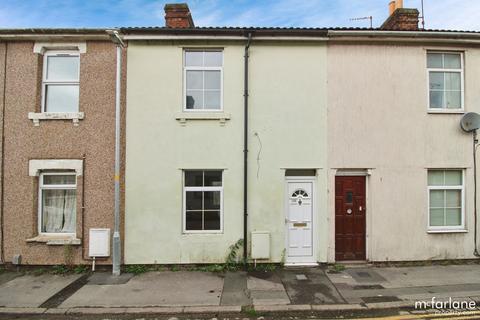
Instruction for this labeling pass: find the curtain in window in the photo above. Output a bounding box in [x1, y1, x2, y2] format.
[42, 180, 76, 233]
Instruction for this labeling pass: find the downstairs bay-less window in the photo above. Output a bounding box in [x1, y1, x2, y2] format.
[428, 170, 465, 231]
[39, 172, 77, 234]
[42, 51, 80, 112]
[183, 170, 223, 232]
[184, 50, 223, 111]
[427, 52, 464, 111]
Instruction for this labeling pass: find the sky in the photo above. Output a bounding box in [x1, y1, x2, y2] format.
[0, 0, 478, 31]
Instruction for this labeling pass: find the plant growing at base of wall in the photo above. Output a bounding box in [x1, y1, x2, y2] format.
[63, 245, 74, 267]
[225, 239, 244, 271]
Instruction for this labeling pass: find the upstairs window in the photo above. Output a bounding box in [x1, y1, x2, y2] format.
[39, 172, 77, 234]
[42, 51, 80, 113]
[184, 50, 223, 111]
[183, 170, 223, 232]
[427, 52, 464, 111]
[428, 169, 464, 232]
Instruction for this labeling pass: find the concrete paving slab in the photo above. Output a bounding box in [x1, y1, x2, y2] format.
[375, 265, 480, 288]
[0, 272, 22, 286]
[279, 268, 345, 305]
[220, 272, 250, 306]
[247, 272, 284, 291]
[0, 274, 82, 307]
[311, 304, 366, 311]
[0, 307, 46, 314]
[60, 271, 223, 308]
[87, 272, 134, 285]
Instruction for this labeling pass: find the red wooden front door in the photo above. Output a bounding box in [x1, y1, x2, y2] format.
[335, 176, 366, 261]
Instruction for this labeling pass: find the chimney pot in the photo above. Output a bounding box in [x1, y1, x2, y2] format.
[164, 3, 194, 28]
[389, 1, 396, 15]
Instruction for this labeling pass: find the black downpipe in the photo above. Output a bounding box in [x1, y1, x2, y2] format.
[243, 33, 252, 264]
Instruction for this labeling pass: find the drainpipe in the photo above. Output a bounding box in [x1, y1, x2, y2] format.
[243, 32, 252, 264]
[107, 30, 125, 276]
[0, 43, 7, 264]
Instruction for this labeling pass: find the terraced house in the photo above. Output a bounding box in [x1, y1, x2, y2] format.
[1, 1, 480, 269]
[123, 1, 480, 266]
[0, 29, 126, 266]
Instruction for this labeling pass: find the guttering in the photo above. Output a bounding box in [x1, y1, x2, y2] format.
[243, 32, 252, 265]
[327, 30, 480, 44]
[106, 29, 125, 276]
[123, 35, 328, 41]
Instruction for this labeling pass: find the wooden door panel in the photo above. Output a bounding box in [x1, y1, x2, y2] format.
[335, 176, 366, 261]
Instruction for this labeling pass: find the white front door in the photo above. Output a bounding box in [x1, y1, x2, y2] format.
[286, 180, 314, 264]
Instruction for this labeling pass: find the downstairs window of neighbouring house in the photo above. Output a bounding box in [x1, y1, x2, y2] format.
[183, 170, 223, 232]
[39, 172, 77, 234]
[428, 169, 465, 231]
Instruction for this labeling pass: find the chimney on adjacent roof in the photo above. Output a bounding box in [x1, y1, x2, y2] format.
[164, 3, 194, 28]
[381, 0, 419, 31]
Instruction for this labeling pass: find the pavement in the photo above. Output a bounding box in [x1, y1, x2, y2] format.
[1, 263, 480, 318]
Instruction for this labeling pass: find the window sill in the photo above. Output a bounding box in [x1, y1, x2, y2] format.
[427, 229, 467, 234]
[28, 112, 85, 126]
[427, 109, 465, 114]
[175, 112, 231, 126]
[26, 235, 81, 245]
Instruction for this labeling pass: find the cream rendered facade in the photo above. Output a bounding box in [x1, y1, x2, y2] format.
[125, 40, 328, 264]
[327, 41, 480, 262]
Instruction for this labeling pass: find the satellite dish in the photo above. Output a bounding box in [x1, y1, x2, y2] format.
[460, 112, 480, 132]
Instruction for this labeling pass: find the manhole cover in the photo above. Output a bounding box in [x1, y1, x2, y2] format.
[296, 274, 308, 280]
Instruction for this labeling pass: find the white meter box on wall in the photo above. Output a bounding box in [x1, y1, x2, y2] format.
[89, 228, 111, 257]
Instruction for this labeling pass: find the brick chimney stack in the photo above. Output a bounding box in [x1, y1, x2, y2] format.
[381, 0, 419, 31]
[164, 3, 195, 28]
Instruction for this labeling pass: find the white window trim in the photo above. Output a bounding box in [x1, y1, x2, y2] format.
[183, 49, 224, 112]
[29, 159, 83, 177]
[33, 42, 86, 55]
[182, 171, 224, 234]
[426, 51, 465, 113]
[41, 50, 80, 114]
[38, 171, 77, 237]
[427, 169, 466, 232]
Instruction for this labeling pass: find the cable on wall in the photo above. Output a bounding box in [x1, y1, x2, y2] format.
[254, 132, 262, 179]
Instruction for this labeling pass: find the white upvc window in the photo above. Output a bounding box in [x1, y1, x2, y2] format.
[183, 170, 223, 233]
[183, 50, 223, 111]
[427, 51, 464, 112]
[42, 51, 80, 113]
[38, 172, 77, 235]
[427, 169, 465, 232]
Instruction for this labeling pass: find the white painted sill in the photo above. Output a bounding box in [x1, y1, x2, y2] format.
[427, 109, 465, 114]
[427, 229, 468, 234]
[26, 234, 81, 245]
[175, 112, 231, 126]
[28, 112, 85, 126]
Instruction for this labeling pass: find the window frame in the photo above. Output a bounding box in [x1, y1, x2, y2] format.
[426, 51, 465, 113]
[182, 170, 224, 234]
[38, 171, 77, 236]
[183, 49, 224, 112]
[427, 169, 466, 232]
[41, 50, 80, 113]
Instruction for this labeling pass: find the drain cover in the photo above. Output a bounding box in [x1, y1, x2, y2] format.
[296, 274, 308, 280]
